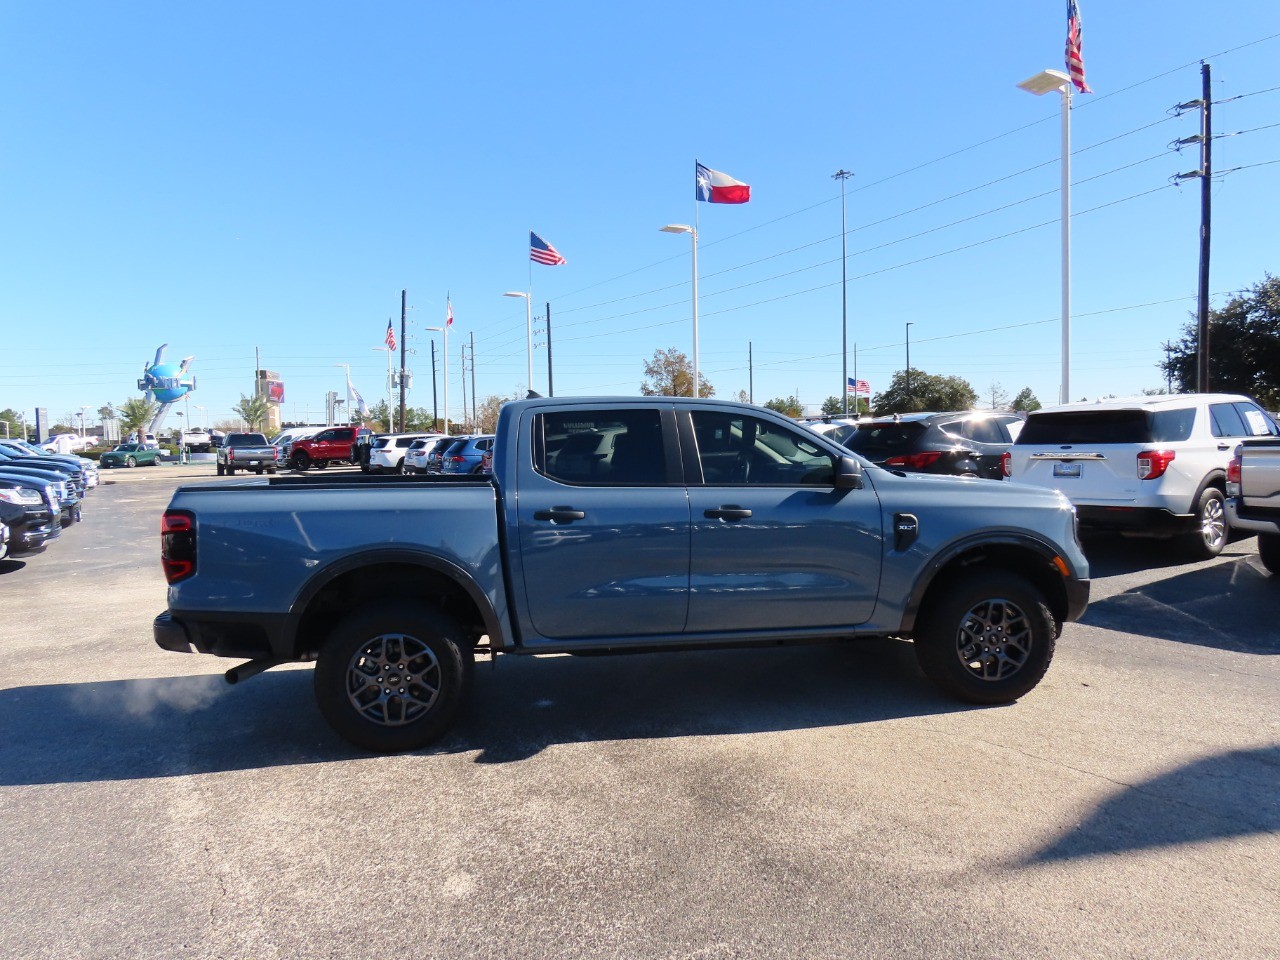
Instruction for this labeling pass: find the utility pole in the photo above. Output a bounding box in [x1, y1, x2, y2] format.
[833, 169, 853, 415]
[471, 332, 479, 419]
[460, 344, 469, 431]
[748, 341, 753, 404]
[398, 289, 408, 429]
[544, 303, 553, 397]
[905, 323, 914, 410]
[1173, 62, 1213, 392]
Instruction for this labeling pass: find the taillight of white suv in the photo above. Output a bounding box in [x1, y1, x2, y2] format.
[1137, 449, 1176, 480]
[1000, 451, 1012, 477]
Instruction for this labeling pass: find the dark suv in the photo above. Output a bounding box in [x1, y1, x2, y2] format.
[836, 411, 1024, 480]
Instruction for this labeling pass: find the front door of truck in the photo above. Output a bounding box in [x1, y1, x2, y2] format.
[680, 407, 882, 633]
[515, 405, 691, 641]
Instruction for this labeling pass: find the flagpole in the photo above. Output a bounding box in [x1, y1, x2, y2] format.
[444, 296, 450, 435]
[528, 232, 535, 395]
[692, 164, 701, 399]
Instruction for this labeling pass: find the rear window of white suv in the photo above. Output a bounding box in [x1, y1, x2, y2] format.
[1017, 408, 1196, 444]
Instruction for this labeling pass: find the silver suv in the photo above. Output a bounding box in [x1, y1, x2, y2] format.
[1004, 393, 1279, 558]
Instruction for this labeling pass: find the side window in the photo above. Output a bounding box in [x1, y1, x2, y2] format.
[1151, 407, 1196, 442]
[535, 409, 666, 485]
[691, 411, 835, 486]
[962, 419, 1005, 445]
[314, 430, 336, 442]
[1208, 403, 1248, 438]
[1235, 402, 1278, 437]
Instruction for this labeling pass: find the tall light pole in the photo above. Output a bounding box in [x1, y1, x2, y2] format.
[660, 223, 699, 397]
[194, 404, 206, 431]
[422, 325, 449, 433]
[905, 322, 914, 410]
[833, 169, 853, 415]
[334, 364, 352, 424]
[1018, 68, 1073, 404]
[78, 406, 90, 438]
[503, 291, 533, 394]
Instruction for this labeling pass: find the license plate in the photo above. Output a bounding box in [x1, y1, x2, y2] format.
[1053, 462, 1082, 478]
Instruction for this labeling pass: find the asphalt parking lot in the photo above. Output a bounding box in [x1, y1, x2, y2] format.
[1, 468, 1277, 960]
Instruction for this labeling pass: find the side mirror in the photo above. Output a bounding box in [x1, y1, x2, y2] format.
[834, 455, 864, 490]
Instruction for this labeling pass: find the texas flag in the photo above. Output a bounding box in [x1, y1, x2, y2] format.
[696, 161, 751, 204]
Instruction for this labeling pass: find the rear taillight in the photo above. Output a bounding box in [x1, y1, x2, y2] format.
[449, 455, 465, 463]
[1137, 449, 1176, 480]
[161, 510, 196, 583]
[1226, 454, 1241, 485]
[884, 450, 944, 470]
[1001, 451, 1012, 478]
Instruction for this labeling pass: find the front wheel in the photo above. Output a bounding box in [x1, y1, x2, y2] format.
[314, 602, 474, 753]
[1183, 487, 1227, 560]
[216, 463, 225, 476]
[292, 452, 311, 471]
[913, 570, 1056, 705]
[1258, 533, 1280, 575]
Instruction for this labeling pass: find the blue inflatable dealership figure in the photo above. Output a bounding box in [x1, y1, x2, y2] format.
[137, 344, 196, 437]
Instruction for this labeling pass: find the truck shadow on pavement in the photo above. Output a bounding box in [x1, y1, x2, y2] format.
[0, 640, 975, 785]
[1080, 553, 1280, 654]
[1023, 745, 1280, 864]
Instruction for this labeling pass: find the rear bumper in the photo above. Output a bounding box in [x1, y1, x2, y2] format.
[154, 609, 296, 660]
[1075, 505, 1193, 536]
[1225, 499, 1280, 537]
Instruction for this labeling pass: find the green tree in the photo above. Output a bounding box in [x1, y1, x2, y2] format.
[1161, 275, 1280, 408]
[734, 389, 751, 404]
[117, 397, 158, 441]
[764, 395, 803, 418]
[821, 394, 869, 416]
[640, 347, 713, 398]
[232, 393, 269, 431]
[871, 369, 977, 415]
[0, 408, 21, 438]
[1011, 387, 1041, 412]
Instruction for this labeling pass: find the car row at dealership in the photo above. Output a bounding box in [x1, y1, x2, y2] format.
[0, 438, 98, 561]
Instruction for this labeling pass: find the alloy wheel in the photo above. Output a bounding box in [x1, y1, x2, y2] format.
[954, 597, 1033, 681]
[344, 633, 442, 726]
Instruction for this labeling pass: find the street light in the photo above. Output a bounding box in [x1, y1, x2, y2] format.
[194, 404, 206, 432]
[660, 224, 699, 397]
[832, 170, 853, 414]
[502, 291, 533, 394]
[1018, 67, 1073, 404]
[422, 325, 449, 434]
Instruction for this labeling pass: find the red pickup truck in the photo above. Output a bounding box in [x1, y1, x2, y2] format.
[290, 426, 358, 470]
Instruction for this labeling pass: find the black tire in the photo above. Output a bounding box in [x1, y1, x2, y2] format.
[267, 468, 277, 475]
[913, 570, 1056, 705]
[360, 463, 370, 473]
[125, 456, 137, 468]
[293, 452, 311, 471]
[254, 468, 263, 475]
[1258, 533, 1280, 576]
[314, 602, 474, 753]
[314, 460, 329, 470]
[1183, 486, 1227, 560]
[216, 463, 225, 476]
[227, 466, 236, 476]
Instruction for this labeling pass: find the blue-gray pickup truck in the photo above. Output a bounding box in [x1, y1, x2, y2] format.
[155, 397, 1090, 752]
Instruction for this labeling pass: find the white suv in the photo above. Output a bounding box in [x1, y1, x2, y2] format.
[1003, 393, 1279, 558]
[368, 433, 444, 474]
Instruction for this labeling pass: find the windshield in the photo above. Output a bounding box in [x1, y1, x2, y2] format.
[843, 422, 927, 457]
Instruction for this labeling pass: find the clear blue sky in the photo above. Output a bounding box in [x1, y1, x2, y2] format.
[3, 2, 1278, 429]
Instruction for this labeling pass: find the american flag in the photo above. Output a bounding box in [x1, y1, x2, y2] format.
[530, 231, 566, 266]
[446, 298, 454, 329]
[1065, 0, 1092, 94]
[385, 320, 396, 351]
[847, 377, 870, 396]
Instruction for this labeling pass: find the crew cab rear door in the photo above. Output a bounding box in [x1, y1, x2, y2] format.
[513, 404, 691, 642]
[679, 405, 882, 632]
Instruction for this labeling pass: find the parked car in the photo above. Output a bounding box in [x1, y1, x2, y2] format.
[0, 450, 87, 512]
[1004, 393, 1279, 558]
[40, 433, 94, 454]
[368, 433, 442, 474]
[0, 474, 64, 544]
[0, 440, 99, 489]
[403, 436, 452, 475]
[290, 426, 359, 470]
[802, 416, 863, 447]
[100, 443, 163, 468]
[425, 436, 463, 474]
[441, 435, 495, 475]
[270, 428, 322, 463]
[835, 411, 1024, 480]
[1225, 438, 1280, 574]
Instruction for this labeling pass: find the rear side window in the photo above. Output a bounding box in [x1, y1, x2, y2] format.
[536, 410, 666, 485]
[1150, 408, 1196, 442]
[958, 419, 1006, 445]
[1211, 401, 1277, 438]
[1017, 411, 1152, 445]
[844, 422, 926, 456]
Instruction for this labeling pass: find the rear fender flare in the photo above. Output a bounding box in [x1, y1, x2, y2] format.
[288, 548, 506, 651]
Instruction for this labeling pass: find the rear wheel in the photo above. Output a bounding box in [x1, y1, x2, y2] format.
[913, 570, 1056, 705]
[1184, 486, 1227, 560]
[293, 452, 311, 471]
[314, 602, 474, 752]
[254, 468, 263, 475]
[314, 460, 329, 470]
[216, 463, 225, 476]
[1258, 533, 1280, 575]
[125, 456, 137, 468]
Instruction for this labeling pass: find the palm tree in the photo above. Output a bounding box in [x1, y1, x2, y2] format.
[233, 393, 269, 432]
[117, 397, 157, 444]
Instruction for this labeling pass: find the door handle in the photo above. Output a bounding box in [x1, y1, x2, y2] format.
[704, 506, 752, 521]
[1217, 443, 1230, 451]
[534, 506, 586, 523]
